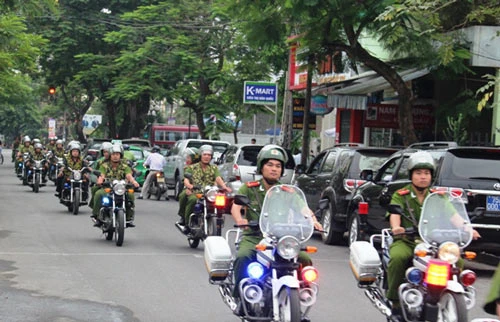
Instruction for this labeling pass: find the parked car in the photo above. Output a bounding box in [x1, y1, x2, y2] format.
[433, 147, 500, 263]
[121, 138, 151, 149]
[345, 146, 450, 246]
[217, 144, 296, 193]
[163, 139, 230, 199]
[128, 145, 148, 186]
[294, 144, 398, 245]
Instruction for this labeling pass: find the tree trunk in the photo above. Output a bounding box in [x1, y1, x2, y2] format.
[105, 101, 117, 139]
[301, 61, 313, 166]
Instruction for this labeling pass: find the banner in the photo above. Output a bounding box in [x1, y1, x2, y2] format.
[48, 119, 56, 138]
[364, 104, 433, 129]
[82, 114, 102, 135]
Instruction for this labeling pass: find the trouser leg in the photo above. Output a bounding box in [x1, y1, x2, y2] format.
[233, 236, 260, 298]
[141, 172, 154, 196]
[184, 194, 198, 225]
[126, 192, 135, 221]
[387, 239, 414, 301]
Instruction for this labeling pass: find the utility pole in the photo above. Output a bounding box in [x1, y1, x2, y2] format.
[300, 59, 313, 166]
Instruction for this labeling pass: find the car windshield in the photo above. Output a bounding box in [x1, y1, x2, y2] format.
[349, 150, 395, 176]
[237, 146, 262, 166]
[130, 149, 144, 160]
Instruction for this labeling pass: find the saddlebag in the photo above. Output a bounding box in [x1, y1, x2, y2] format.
[349, 241, 381, 284]
[204, 236, 232, 282]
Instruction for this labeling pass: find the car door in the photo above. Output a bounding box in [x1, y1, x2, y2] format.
[164, 141, 182, 183]
[296, 150, 337, 210]
[218, 146, 236, 182]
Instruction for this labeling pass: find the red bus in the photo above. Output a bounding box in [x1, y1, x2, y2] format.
[150, 124, 201, 148]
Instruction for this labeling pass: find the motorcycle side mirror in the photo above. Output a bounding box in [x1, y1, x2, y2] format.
[234, 194, 251, 206]
[387, 204, 404, 215]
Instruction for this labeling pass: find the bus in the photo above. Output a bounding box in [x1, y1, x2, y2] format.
[150, 124, 201, 148]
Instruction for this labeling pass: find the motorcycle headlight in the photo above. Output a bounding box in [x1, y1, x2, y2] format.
[247, 262, 265, 280]
[73, 171, 81, 181]
[277, 236, 301, 260]
[206, 187, 218, 202]
[113, 182, 126, 195]
[438, 242, 460, 264]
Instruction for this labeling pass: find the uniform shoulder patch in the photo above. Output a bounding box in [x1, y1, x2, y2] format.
[397, 188, 410, 196]
[246, 181, 260, 188]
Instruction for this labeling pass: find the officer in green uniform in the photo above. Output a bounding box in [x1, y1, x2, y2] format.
[28, 142, 49, 183]
[386, 151, 480, 317]
[11, 136, 20, 162]
[55, 142, 89, 199]
[484, 263, 500, 318]
[18, 136, 34, 156]
[180, 144, 230, 231]
[88, 142, 112, 207]
[92, 144, 140, 227]
[230, 145, 323, 304]
[176, 147, 200, 224]
[46, 137, 57, 153]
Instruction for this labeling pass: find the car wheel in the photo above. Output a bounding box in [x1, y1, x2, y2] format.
[348, 211, 362, 246]
[174, 175, 183, 201]
[321, 203, 344, 245]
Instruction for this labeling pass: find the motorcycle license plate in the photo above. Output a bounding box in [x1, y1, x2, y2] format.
[486, 195, 500, 211]
[157, 177, 165, 183]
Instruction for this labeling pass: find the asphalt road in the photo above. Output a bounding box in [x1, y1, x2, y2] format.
[0, 149, 497, 322]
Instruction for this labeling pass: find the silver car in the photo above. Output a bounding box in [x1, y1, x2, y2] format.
[218, 144, 296, 192]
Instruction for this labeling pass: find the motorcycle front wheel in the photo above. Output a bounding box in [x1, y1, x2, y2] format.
[34, 173, 40, 193]
[72, 188, 80, 215]
[278, 287, 301, 322]
[206, 215, 217, 237]
[116, 209, 125, 247]
[437, 291, 468, 322]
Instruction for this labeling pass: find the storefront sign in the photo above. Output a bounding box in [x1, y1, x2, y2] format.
[310, 95, 333, 115]
[364, 104, 433, 129]
[243, 81, 278, 105]
[292, 98, 316, 130]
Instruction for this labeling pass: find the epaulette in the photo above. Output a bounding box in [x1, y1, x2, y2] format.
[246, 181, 260, 188]
[397, 188, 410, 196]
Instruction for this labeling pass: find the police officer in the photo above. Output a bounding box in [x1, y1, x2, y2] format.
[484, 263, 500, 318]
[46, 137, 57, 153]
[179, 145, 230, 231]
[27, 142, 49, 183]
[386, 151, 480, 318]
[18, 136, 33, 157]
[176, 147, 200, 224]
[55, 142, 89, 198]
[94, 142, 113, 170]
[92, 144, 140, 227]
[230, 145, 323, 309]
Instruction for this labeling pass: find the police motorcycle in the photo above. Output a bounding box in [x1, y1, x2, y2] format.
[18, 152, 30, 183]
[205, 184, 321, 322]
[48, 152, 65, 184]
[145, 168, 167, 200]
[60, 166, 91, 215]
[175, 173, 229, 249]
[92, 171, 134, 247]
[27, 156, 48, 193]
[350, 191, 477, 322]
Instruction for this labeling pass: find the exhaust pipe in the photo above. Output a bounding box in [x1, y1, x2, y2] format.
[364, 289, 392, 318]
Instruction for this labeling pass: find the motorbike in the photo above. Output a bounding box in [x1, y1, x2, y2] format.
[206, 184, 321, 322]
[17, 152, 30, 183]
[60, 166, 91, 215]
[49, 154, 65, 184]
[93, 172, 135, 247]
[175, 182, 229, 249]
[350, 191, 477, 322]
[145, 170, 167, 200]
[27, 158, 48, 193]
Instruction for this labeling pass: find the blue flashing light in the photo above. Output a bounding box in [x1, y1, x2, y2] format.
[102, 196, 111, 207]
[247, 262, 264, 280]
[407, 268, 423, 285]
[194, 203, 203, 214]
[64, 183, 71, 189]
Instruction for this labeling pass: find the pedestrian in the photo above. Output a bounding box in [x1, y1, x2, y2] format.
[251, 138, 256, 144]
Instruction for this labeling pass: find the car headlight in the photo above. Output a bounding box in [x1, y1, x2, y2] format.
[206, 187, 218, 202]
[113, 182, 126, 195]
[438, 242, 460, 264]
[277, 236, 300, 260]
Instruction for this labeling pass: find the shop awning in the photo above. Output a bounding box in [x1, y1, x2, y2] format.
[327, 68, 430, 110]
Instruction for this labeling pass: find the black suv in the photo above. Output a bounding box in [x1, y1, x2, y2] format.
[294, 144, 398, 245]
[433, 147, 500, 262]
[345, 146, 451, 246]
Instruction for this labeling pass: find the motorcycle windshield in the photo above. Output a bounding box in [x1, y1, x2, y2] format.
[259, 185, 314, 242]
[419, 191, 473, 248]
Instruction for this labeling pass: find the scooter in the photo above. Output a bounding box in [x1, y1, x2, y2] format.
[145, 170, 167, 200]
[350, 191, 477, 322]
[60, 166, 91, 215]
[206, 184, 323, 322]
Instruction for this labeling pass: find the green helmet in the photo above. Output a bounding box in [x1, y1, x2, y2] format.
[408, 151, 435, 179]
[256, 144, 288, 177]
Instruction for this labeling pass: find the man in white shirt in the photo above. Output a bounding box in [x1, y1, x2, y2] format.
[138, 145, 167, 199]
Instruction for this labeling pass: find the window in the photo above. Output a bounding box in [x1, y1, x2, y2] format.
[320, 151, 337, 173]
[308, 152, 327, 175]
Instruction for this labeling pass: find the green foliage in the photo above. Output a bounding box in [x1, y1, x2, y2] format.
[444, 113, 468, 145]
[476, 74, 497, 112]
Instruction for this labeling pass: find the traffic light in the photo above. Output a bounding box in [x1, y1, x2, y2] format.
[48, 86, 56, 95]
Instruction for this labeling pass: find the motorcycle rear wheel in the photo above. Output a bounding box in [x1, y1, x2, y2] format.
[116, 209, 125, 247]
[72, 188, 80, 215]
[437, 291, 468, 322]
[278, 287, 301, 322]
[156, 185, 162, 200]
